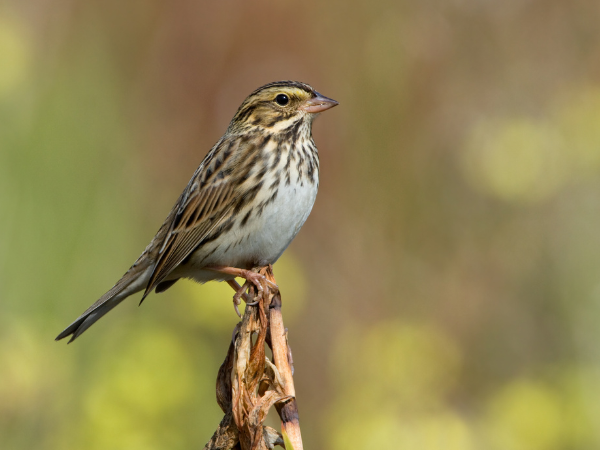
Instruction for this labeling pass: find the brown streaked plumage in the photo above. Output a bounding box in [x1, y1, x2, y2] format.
[56, 81, 338, 343]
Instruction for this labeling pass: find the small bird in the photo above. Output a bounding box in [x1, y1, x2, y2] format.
[56, 80, 338, 343]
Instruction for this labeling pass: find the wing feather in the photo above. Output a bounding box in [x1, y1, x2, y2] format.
[143, 137, 256, 296]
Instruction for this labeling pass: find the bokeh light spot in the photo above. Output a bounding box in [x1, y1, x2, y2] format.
[81, 329, 199, 449]
[461, 118, 567, 203]
[0, 15, 31, 97]
[484, 379, 563, 450]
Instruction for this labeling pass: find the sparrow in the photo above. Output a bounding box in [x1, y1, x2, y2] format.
[56, 80, 338, 343]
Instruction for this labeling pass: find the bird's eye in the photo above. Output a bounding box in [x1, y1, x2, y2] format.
[275, 94, 289, 106]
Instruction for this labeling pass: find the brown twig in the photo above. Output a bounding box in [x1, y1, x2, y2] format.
[263, 269, 302, 450]
[203, 266, 302, 450]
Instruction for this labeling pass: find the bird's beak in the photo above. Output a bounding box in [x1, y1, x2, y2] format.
[301, 92, 339, 113]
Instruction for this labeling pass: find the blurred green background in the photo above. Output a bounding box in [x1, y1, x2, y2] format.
[2, 1, 600, 449]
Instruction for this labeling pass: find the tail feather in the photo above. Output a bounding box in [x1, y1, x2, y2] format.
[55, 294, 128, 343]
[56, 262, 153, 343]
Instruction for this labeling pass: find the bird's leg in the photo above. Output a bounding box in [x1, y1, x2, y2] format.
[208, 266, 278, 292]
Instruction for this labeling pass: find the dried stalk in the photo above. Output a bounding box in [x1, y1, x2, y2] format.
[203, 266, 303, 450]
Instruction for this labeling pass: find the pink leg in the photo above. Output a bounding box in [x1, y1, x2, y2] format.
[208, 266, 278, 291]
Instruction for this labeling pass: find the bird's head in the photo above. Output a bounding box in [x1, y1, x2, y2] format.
[228, 81, 338, 134]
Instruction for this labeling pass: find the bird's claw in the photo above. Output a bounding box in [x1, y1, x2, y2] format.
[229, 280, 252, 317]
[242, 270, 279, 296]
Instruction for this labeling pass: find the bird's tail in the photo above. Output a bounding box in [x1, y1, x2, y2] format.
[55, 261, 153, 343]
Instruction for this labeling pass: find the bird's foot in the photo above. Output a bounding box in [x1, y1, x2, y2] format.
[213, 266, 278, 316]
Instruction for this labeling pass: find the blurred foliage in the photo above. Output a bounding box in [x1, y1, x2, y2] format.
[2, 0, 600, 449]
[461, 88, 600, 203]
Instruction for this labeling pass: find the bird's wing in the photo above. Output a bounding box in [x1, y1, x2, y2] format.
[143, 136, 252, 296]
[55, 136, 252, 342]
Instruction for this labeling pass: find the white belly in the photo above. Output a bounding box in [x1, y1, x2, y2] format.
[216, 180, 317, 267]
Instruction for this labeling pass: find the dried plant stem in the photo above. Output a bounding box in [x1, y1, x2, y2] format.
[203, 266, 303, 450]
